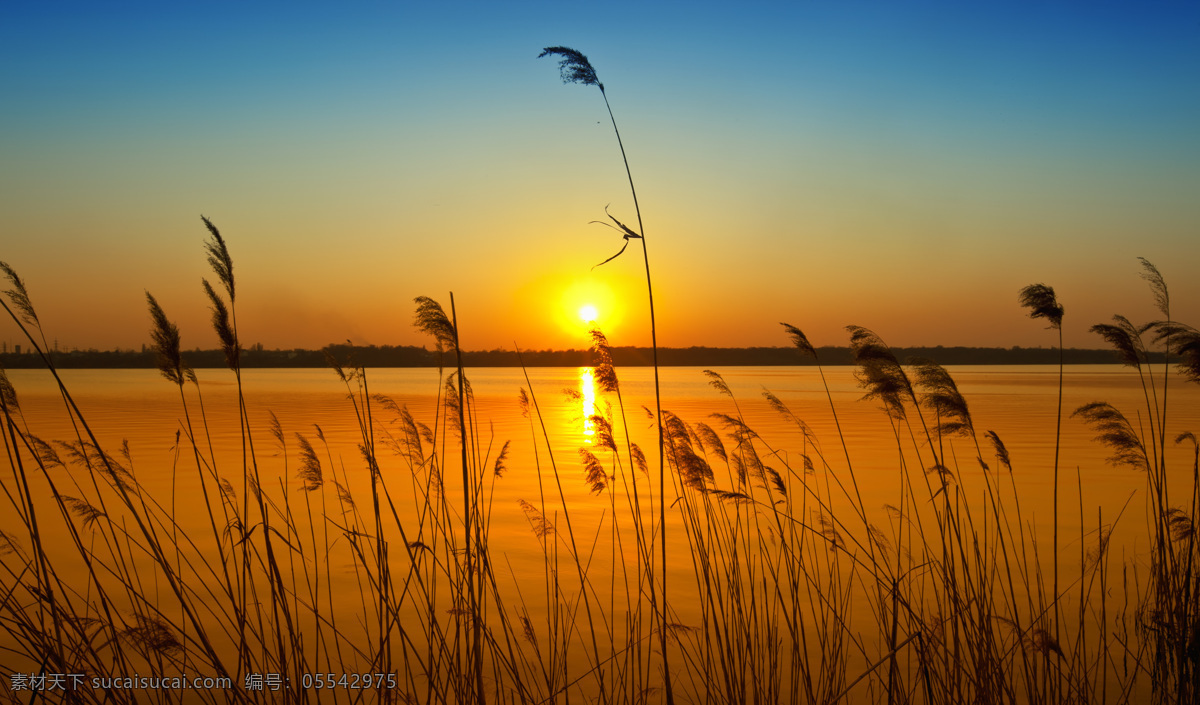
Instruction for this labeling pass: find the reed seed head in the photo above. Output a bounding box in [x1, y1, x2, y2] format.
[1018, 283, 1064, 329]
[146, 292, 186, 386]
[413, 296, 457, 352]
[1139, 257, 1169, 317]
[630, 442, 648, 475]
[1090, 315, 1152, 369]
[296, 433, 322, 491]
[590, 327, 620, 392]
[580, 448, 609, 494]
[123, 614, 183, 656]
[494, 440, 510, 477]
[703, 369, 733, 399]
[539, 46, 603, 91]
[912, 359, 974, 437]
[203, 278, 239, 370]
[268, 411, 284, 448]
[986, 430, 1012, 472]
[518, 499, 555, 538]
[1153, 321, 1200, 384]
[0, 367, 18, 413]
[780, 322, 817, 359]
[0, 530, 17, 556]
[1025, 628, 1065, 659]
[694, 422, 727, 465]
[1166, 508, 1194, 542]
[1072, 401, 1148, 471]
[847, 325, 912, 418]
[0, 261, 38, 326]
[202, 215, 235, 302]
[62, 495, 106, 529]
[520, 615, 537, 645]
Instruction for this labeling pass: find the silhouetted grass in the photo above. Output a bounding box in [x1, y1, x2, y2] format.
[2, 228, 1196, 705]
[0, 53, 1197, 705]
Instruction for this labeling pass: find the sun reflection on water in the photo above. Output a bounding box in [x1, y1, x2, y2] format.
[579, 367, 596, 439]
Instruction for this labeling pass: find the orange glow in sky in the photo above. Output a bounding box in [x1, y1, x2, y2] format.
[555, 278, 619, 340]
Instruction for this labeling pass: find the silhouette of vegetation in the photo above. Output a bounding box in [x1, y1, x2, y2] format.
[0, 46, 1195, 705]
[1020, 281, 1067, 642]
[540, 46, 674, 702]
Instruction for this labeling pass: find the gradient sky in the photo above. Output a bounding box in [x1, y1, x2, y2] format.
[2, 1, 1198, 354]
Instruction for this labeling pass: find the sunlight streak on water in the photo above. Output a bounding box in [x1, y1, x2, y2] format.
[580, 367, 596, 440]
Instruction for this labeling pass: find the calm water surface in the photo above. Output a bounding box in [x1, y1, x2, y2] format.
[9, 364, 1195, 536]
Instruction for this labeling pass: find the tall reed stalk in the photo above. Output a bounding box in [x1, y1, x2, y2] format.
[1019, 283, 1065, 648]
[540, 46, 673, 704]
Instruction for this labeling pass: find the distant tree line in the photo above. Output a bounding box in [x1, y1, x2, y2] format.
[0, 343, 1165, 370]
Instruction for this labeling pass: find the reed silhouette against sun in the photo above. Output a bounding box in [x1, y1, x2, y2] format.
[540, 45, 674, 704]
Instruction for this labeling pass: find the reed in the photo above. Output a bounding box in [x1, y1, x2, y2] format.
[1019, 282, 1066, 655]
[540, 45, 673, 704]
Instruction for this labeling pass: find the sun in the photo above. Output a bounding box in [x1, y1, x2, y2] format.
[551, 275, 623, 341]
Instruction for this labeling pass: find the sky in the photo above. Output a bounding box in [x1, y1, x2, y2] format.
[2, 1, 1198, 354]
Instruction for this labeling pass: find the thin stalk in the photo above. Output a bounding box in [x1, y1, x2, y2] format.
[597, 76, 673, 705]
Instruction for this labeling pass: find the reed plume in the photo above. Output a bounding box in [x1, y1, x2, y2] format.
[0, 261, 38, 326]
[60, 495, 106, 530]
[1072, 401, 1149, 472]
[662, 411, 713, 492]
[702, 369, 734, 399]
[0, 530, 17, 557]
[781, 322, 817, 359]
[145, 292, 186, 386]
[494, 440, 510, 478]
[0, 367, 18, 413]
[1091, 315, 1151, 369]
[203, 279, 239, 369]
[1018, 284, 1064, 329]
[202, 215, 234, 302]
[539, 46, 602, 89]
[1153, 322, 1200, 384]
[847, 325, 911, 419]
[986, 430, 1012, 473]
[912, 358, 975, 438]
[580, 448, 609, 494]
[694, 421, 728, 465]
[295, 433, 323, 491]
[518, 499, 554, 539]
[122, 614, 183, 657]
[589, 327, 619, 392]
[413, 296, 457, 351]
[1141, 257, 1170, 318]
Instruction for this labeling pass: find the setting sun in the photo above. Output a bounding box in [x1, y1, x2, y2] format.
[551, 276, 624, 340]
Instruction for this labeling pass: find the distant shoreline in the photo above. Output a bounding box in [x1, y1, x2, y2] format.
[0, 344, 1150, 370]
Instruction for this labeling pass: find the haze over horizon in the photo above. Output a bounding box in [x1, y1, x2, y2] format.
[2, 2, 1198, 355]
